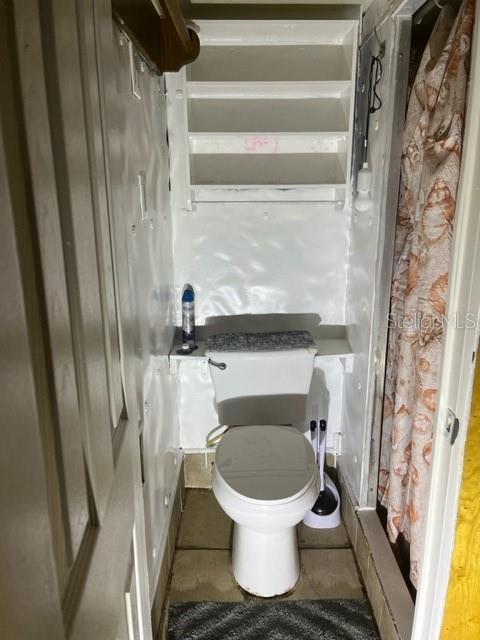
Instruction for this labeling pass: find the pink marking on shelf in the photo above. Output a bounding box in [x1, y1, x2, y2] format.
[244, 135, 277, 153]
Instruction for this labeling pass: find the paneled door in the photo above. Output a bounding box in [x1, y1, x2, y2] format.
[0, 1, 150, 638]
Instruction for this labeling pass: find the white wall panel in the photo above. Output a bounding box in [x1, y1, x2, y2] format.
[142, 356, 179, 588]
[175, 358, 218, 449]
[341, 16, 407, 504]
[173, 202, 349, 325]
[113, 30, 179, 597]
[307, 357, 346, 454]
[342, 24, 385, 503]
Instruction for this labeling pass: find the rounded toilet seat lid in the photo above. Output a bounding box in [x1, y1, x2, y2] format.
[215, 425, 317, 502]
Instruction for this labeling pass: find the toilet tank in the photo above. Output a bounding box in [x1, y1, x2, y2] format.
[205, 331, 317, 425]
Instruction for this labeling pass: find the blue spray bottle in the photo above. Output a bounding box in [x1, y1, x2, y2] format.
[182, 284, 196, 345]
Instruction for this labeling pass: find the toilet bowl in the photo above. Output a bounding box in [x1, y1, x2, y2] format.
[206, 331, 319, 597]
[212, 424, 319, 597]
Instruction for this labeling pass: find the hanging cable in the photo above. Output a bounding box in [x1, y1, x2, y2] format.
[362, 54, 384, 164]
[369, 56, 383, 114]
[355, 45, 384, 211]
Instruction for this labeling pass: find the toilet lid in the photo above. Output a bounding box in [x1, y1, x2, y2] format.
[215, 425, 317, 502]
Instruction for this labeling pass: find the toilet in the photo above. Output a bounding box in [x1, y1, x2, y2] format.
[206, 331, 320, 597]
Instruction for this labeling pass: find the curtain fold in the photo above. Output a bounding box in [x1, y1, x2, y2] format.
[378, 0, 475, 588]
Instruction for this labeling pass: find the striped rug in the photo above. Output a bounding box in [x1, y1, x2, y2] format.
[168, 599, 380, 639]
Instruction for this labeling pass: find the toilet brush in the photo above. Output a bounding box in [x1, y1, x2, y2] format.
[303, 419, 341, 529]
[309, 420, 317, 461]
[313, 420, 338, 516]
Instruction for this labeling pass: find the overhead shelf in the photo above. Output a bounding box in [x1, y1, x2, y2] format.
[191, 184, 346, 203]
[166, 19, 358, 205]
[187, 80, 352, 100]
[188, 45, 352, 82]
[188, 98, 350, 133]
[189, 19, 358, 45]
[190, 153, 346, 185]
[189, 132, 348, 154]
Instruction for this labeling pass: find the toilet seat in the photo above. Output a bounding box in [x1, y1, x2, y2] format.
[215, 424, 317, 504]
[212, 424, 320, 596]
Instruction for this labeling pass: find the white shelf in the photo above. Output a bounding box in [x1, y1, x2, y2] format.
[188, 45, 352, 83]
[191, 184, 346, 203]
[170, 336, 352, 361]
[190, 153, 346, 185]
[189, 100, 350, 133]
[193, 20, 359, 46]
[166, 18, 358, 205]
[189, 132, 348, 154]
[187, 80, 352, 100]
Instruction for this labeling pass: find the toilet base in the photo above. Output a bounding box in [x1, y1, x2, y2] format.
[232, 524, 300, 597]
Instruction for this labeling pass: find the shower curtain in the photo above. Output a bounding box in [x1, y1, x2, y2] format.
[378, 0, 474, 588]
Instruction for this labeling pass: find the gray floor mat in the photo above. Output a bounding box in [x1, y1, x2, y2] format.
[168, 599, 380, 639]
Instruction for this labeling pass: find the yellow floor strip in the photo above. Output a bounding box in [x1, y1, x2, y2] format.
[440, 354, 480, 639]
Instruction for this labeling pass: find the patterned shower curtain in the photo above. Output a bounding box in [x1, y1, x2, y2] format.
[378, 0, 474, 588]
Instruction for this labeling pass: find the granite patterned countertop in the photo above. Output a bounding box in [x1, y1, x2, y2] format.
[205, 330, 316, 353]
[170, 325, 352, 360]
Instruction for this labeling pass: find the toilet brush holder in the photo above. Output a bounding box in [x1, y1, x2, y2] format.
[303, 473, 341, 529]
[304, 419, 341, 529]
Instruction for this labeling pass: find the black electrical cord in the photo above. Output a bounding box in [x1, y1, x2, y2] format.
[369, 56, 383, 114]
[363, 55, 384, 164]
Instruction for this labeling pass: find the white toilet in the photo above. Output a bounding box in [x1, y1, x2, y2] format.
[206, 332, 320, 597]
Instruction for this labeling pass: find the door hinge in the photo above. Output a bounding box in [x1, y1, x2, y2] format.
[445, 408, 460, 446]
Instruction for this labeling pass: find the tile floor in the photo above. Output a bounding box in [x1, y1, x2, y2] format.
[159, 488, 372, 638]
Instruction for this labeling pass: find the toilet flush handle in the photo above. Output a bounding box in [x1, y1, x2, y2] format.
[208, 358, 227, 371]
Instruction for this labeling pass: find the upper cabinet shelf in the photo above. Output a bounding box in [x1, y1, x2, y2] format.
[166, 19, 358, 206]
[187, 19, 357, 45]
[188, 44, 352, 82]
[189, 97, 350, 133]
[189, 132, 348, 154]
[190, 152, 347, 186]
[187, 80, 352, 99]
